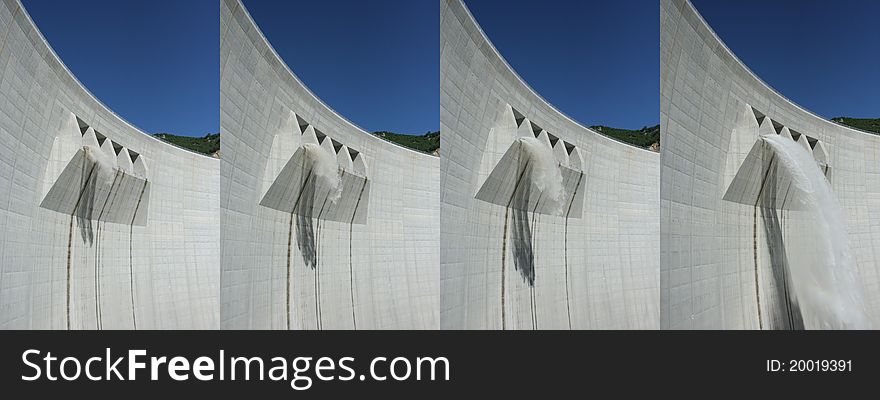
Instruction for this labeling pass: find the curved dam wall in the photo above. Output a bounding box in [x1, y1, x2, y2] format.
[220, 0, 440, 330]
[660, 0, 880, 329]
[440, 0, 660, 329]
[0, 0, 220, 329]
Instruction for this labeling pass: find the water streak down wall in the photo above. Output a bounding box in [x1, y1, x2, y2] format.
[660, 0, 880, 329]
[0, 0, 220, 329]
[441, 0, 660, 329]
[220, 0, 440, 329]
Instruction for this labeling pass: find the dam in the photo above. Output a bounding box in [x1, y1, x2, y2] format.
[440, 0, 660, 329]
[0, 0, 220, 329]
[219, 0, 440, 329]
[660, 0, 880, 329]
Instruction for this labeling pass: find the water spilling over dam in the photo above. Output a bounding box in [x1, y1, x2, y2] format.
[761, 134, 870, 329]
[661, 0, 880, 329]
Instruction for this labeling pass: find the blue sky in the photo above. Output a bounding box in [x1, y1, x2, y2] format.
[21, 0, 218, 137]
[243, 0, 439, 135]
[466, 0, 660, 130]
[693, 0, 880, 119]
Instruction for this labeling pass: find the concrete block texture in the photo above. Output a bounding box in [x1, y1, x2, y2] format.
[441, 0, 660, 329]
[660, 0, 880, 329]
[0, 0, 220, 329]
[220, 0, 440, 329]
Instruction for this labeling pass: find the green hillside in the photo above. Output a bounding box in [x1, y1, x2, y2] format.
[147, 123, 665, 157]
[143, 118, 878, 159]
[590, 124, 660, 149]
[831, 117, 880, 134]
[372, 125, 660, 154]
[153, 133, 220, 156]
[372, 131, 439, 154]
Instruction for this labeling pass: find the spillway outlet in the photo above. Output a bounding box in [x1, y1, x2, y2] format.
[723, 113, 829, 210]
[259, 141, 371, 225]
[40, 118, 150, 226]
[475, 112, 586, 218]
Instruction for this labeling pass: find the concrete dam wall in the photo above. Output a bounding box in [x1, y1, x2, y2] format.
[660, 0, 880, 329]
[440, 0, 660, 329]
[15, 0, 872, 332]
[219, 0, 440, 329]
[0, 0, 220, 329]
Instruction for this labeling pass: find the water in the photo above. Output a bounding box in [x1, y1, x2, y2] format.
[83, 145, 117, 184]
[518, 137, 565, 213]
[763, 134, 871, 329]
[302, 143, 342, 204]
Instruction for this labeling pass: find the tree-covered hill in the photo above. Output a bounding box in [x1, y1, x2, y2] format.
[831, 117, 880, 134]
[372, 131, 439, 154]
[153, 133, 220, 156]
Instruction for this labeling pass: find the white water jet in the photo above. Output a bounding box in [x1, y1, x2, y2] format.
[83, 145, 117, 184]
[302, 143, 342, 204]
[518, 137, 565, 213]
[763, 134, 870, 329]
